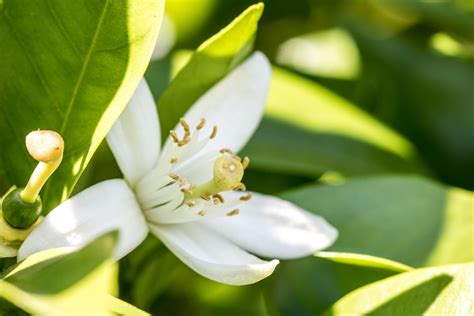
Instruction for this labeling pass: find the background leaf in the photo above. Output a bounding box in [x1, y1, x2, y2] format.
[266, 255, 406, 315]
[0, 0, 163, 211]
[282, 175, 474, 267]
[325, 263, 474, 315]
[241, 67, 429, 178]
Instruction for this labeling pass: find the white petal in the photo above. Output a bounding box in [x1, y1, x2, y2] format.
[150, 223, 278, 285]
[18, 180, 148, 261]
[161, 51, 271, 165]
[107, 79, 161, 187]
[203, 192, 338, 259]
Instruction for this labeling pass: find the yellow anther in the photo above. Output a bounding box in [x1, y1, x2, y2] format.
[198, 210, 206, 216]
[242, 157, 250, 170]
[180, 187, 193, 195]
[197, 118, 206, 130]
[200, 194, 211, 201]
[219, 148, 233, 155]
[170, 130, 180, 144]
[186, 201, 196, 207]
[169, 173, 180, 180]
[170, 157, 179, 164]
[210, 126, 218, 139]
[240, 192, 252, 201]
[233, 183, 246, 191]
[227, 209, 240, 217]
[214, 194, 225, 203]
[179, 118, 190, 132]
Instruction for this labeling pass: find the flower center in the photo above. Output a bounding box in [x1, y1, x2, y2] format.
[136, 118, 252, 224]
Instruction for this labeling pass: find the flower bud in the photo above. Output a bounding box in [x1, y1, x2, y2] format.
[26, 130, 64, 163]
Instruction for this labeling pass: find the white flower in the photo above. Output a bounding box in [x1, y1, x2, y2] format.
[18, 52, 337, 285]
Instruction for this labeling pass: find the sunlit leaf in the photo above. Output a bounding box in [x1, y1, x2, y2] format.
[0, 0, 164, 211]
[325, 263, 474, 315]
[276, 28, 361, 79]
[0, 232, 148, 315]
[266, 254, 405, 315]
[315, 252, 413, 273]
[242, 69, 428, 177]
[6, 232, 117, 294]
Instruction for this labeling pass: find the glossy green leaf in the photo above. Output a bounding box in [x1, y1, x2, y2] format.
[155, 3, 263, 140]
[315, 252, 413, 273]
[0, 0, 164, 211]
[0, 232, 149, 315]
[5, 231, 117, 294]
[267, 254, 405, 315]
[325, 263, 474, 315]
[282, 175, 474, 267]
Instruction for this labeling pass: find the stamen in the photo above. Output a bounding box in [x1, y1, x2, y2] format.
[219, 148, 233, 154]
[179, 118, 190, 133]
[242, 157, 250, 170]
[177, 139, 190, 147]
[213, 194, 225, 204]
[240, 192, 252, 201]
[180, 187, 193, 195]
[198, 210, 206, 216]
[169, 173, 180, 180]
[200, 194, 211, 201]
[233, 183, 246, 191]
[227, 209, 240, 216]
[233, 155, 242, 162]
[186, 201, 196, 207]
[210, 126, 218, 139]
[170, 130, 180, 143]
[196, 118, 206, 130]
[169, 157, 179, 164]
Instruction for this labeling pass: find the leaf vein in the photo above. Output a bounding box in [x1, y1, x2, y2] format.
[59, 0, 110, 134]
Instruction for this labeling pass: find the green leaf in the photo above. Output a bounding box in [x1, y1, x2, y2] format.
[155, 3, 263, 141]
[315, 252, 413, 273]
[5, 231, 117, 294]
[266, 254, 405, 315]
[241, 68, 429, 178]
[0, 0, 164, 211]
[0, 232, 149, 315]
[282, 175, 474, 267]
[325, 263, 474, 315]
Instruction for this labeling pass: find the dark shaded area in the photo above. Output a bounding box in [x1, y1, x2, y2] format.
[268, 256, 402, 315]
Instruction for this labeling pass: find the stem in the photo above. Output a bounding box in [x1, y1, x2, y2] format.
[20, 158, 62, 203]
